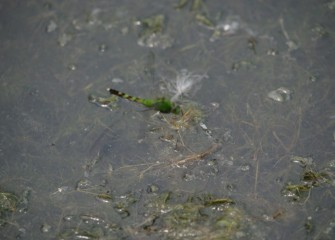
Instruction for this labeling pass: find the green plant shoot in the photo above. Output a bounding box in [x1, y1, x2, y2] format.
[108, 88, 181, 114]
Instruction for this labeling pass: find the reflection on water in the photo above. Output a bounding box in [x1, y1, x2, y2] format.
[1, 0, 335, 239]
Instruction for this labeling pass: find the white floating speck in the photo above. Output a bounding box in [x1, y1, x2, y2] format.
[46, 20, 57, 33]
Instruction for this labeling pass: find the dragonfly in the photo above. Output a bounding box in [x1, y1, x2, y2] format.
[108, 88, 181, 114]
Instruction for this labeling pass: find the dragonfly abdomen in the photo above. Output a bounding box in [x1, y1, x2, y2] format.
[109, 88, 155, 107]
[109, 88, 140, 102]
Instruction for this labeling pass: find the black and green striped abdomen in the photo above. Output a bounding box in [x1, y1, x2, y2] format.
[109, 88, 143, 104]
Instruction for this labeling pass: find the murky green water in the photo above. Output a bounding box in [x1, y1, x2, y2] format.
[1, 0, 335, 239]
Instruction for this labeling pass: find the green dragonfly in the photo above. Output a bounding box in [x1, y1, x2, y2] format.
[108, 88, 181, 114]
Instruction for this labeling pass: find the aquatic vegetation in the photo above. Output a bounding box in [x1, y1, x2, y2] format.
[175, 0, 190, 9]
[231, 60, 256, 71]
[0, 191, 18, 214]
[135, 14, 173, 49]
[282, 157, 333, 202]
[302, 170, 331, 186]
[210, 14, 244, 42]
[248, 37, 257, 54]
[175, 0, 214, 29]
[118, 143, 220, 179]
[175, 0, 203, 11]
[137, 14, 164, 35]
[281, 183, 312, 202]
[95, 193, 113, 203]
[17, 187, 31, 214]
[56, 192, 243, 239]
[172, 143, 220, 166]
[164, 104, 203, 130]
[195, 13, 215, 29]
[58, 213, 123, 239]
[0, 190, 19, 227]
[204, 197, 235, 207]
[291, 155, 314, 167]
[141, 192, 244, 239]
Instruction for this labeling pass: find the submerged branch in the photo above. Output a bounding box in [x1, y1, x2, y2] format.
[172, 143, 220, 166]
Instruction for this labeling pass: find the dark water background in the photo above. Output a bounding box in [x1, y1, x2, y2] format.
[1, 0, 334, 239]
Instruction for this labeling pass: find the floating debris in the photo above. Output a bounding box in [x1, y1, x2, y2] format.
[231, 60, 255, 71]
[328, 1, 335, 10]
[72, 8, 102, 30]
[175, 0, 214, 30]
[138, 33, 173, 49]
[55, 186, 72, 194]
[247, 37, 257, 54]
[76, 179, 93, 191]
[173, 143, 220, 166]
[58, 33, 73, 47]
[238, 164, 251, 172]
[191, 0, 203, 11]
[111, 77, 124, 84]
[291, 155, 313, 167]
[17, 187, 32, 213]
[195, 13, 215, 29]
[282, 157, 333, 202]
[266, 48, 279, 56]
[80, 214, 105, 225]
[113, 194, 137, 218]
[204, 197, 235, 207]
[147, 184, 159, 193]
[210, 15, 242, 42]
[96, 193, 113, 203]
[302, 170, 330, 186]
[162, 69, 207, 102]
[267, 87, 292, 102]
[164, 104, 203, 130]
[279, 17, 299, 51]
[175, 0, 189, 9]
[282, 183, 312, 202]
[311, 24, 329, 40]
[40, 223, 51, 233]
[67, 64, 76, 71]
[142, 192, 245, 239]
[46, 20, 57, 33]
[0, 190, 18, 214]
[175, 0, 203, 12]
[98, 43, 108, 52]
[83, 151, 102, 178]
[58, 213, 118, 239]
[136, 14, 173, 49]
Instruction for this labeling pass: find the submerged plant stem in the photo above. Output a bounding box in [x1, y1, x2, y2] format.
[173, 143, 220, 166]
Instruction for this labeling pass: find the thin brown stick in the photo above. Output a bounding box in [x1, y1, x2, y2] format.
[272, 131, 289, 152]
[117, 144, 220, 179]
[253, 144, 263, 198]
[139, 162, 164, 179]
[173, 144, 220, 166]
